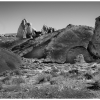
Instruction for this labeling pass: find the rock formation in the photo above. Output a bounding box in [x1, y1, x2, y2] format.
[41, 25, 55, 35]
[26, 23, 35, 38]
[46, 25, 94, 63]
[11, 24, 94, 64]
[41, 25, 48, 34]
[4, 16, 100, 64]
[16, 19, 27, 39]
[16, 19, 36, 39]
[88, 16, 100, 58]
[0, 48, 22, 74]
[75, 54, 86, 63]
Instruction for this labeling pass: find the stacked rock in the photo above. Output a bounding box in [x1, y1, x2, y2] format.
[16, 19, 36, 39]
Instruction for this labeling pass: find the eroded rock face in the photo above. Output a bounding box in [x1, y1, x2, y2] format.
[46, 25, 94, 63]
[88, 16, 100, 58]
[0, 48, 22, 74]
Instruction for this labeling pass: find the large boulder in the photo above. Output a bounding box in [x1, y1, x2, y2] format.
[88, 16, 100, 58]
[46, 25, 94, 63]
[0, 48, 22, 74]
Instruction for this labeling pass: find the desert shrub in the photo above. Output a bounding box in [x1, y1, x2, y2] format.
[87, 81, 100, 91]
[27, 85, 59, 98]
[3, 85, 21, 92]
[68, 69, 79, 75]
[1, 76, 11, 84]
[50, 76, 65, 85]
[27, 85, 95, 98]
[35, 73, 52, 84]
[84, 73, 93, 80]
[59, 87, 95, 98]
[8, 92, 29, 99]
[49, 66, 59, 77]
[11, 77, 25, 85]
[0, 82, 3, 90]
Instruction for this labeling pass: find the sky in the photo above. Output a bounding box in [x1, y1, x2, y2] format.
[0, 2, 100, 34]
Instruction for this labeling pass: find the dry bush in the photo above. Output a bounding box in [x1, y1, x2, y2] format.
[11, 77, 25, 85]
[35, 73, 52, 84]
[27, 85, 95, 98]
